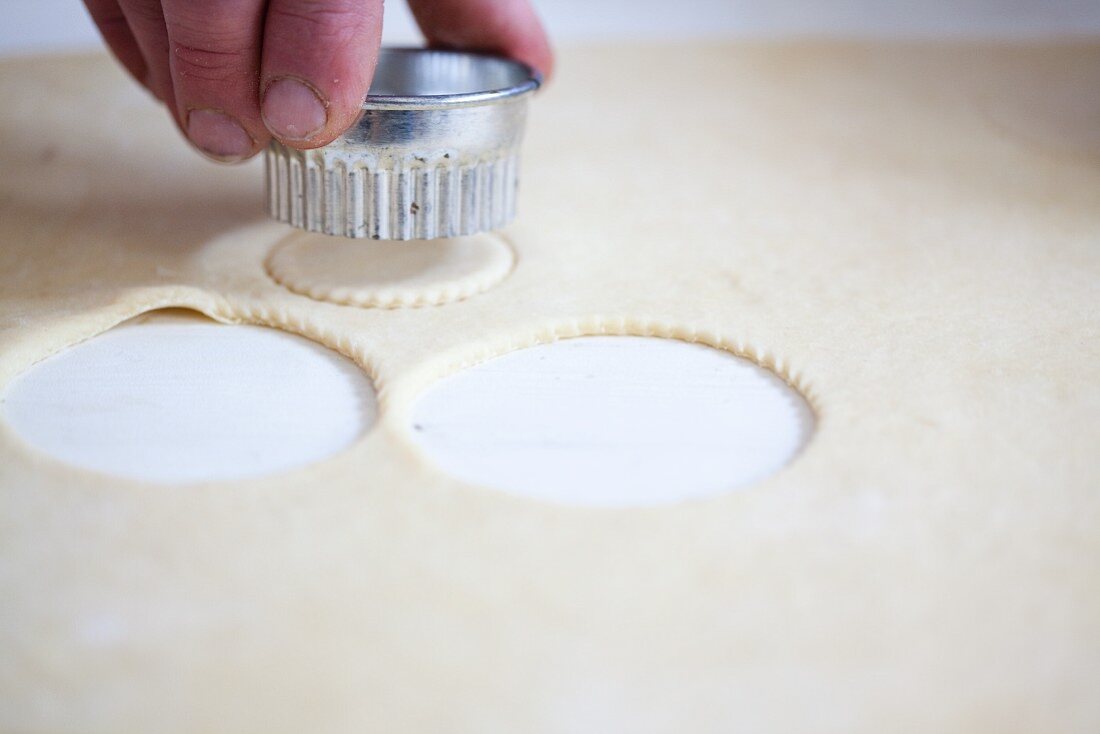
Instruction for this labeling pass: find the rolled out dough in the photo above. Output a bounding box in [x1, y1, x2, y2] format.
[0, 42, 1098, 733]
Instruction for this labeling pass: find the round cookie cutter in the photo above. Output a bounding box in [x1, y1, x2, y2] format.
[265, 48, 541, 241]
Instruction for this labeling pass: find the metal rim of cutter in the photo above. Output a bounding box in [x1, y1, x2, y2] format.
[364, 47, 541, 110]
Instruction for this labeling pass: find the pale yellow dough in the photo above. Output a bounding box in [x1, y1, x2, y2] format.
[0, 43, 1098, 733]
[266, 231, 515, 308]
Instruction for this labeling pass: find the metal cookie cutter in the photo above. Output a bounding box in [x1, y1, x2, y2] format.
[265, 48, 541, 240]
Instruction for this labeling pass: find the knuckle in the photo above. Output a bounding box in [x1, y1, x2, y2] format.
[167, 5, 258, 85]
[120, 0, 168, 27]
[95, 8, 131, 34]
[171, 39, 252, 84]
[268, 2, 369, 49]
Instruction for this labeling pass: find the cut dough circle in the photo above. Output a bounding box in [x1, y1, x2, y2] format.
[265, 230, 515, 308]
[408, 336, 814, 506]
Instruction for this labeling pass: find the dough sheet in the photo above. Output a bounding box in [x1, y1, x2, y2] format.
[0, 42, 1098, 733]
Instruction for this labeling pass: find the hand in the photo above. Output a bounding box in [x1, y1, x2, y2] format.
[83, 0, 554, 162]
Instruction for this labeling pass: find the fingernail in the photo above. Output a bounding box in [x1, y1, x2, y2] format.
[262, 77, 328, 141]
[186, 109, 253, 162]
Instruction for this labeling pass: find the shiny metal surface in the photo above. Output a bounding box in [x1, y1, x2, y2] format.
[265, 48, 540, 240]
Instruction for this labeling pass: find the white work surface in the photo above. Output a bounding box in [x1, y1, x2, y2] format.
[0, 0, 1092, 499]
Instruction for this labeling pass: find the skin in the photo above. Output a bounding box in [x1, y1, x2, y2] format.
[83, 0, 554, 163]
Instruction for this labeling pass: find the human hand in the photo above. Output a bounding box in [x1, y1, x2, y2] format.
[82, 0, 553, 162]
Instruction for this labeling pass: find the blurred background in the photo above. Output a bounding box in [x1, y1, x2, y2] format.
[2, 0, 1099, 56]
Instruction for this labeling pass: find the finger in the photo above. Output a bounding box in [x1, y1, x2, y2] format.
[407, 0, 554, 80]
[83, 0, 148, 89]
[260, 0, 384, 149]
[116, 0, 176, 115]
[162, 0, 267, 163]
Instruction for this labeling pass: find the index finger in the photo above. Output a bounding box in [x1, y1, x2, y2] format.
[407, 0, 554, 80]
[260, 0, 384, 149]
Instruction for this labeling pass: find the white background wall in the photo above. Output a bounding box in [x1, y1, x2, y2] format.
[2, 0, 1098, 56]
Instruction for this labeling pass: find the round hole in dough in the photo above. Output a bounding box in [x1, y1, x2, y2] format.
[409, 335, 814, 506]
[1, 309, 377, 484]
[265, 231, 514, 308]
